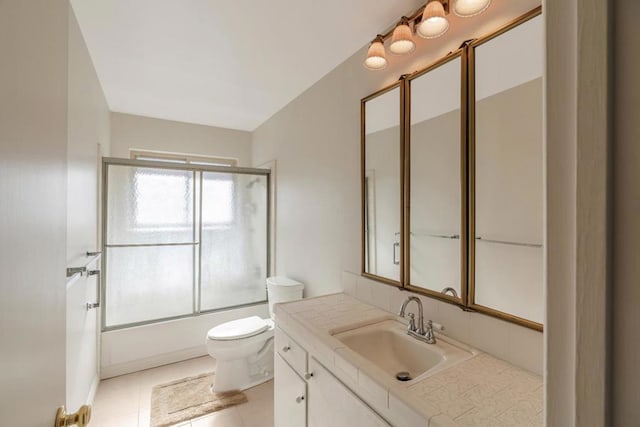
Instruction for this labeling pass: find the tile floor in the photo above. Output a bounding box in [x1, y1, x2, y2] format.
[91, 356, 274, 427]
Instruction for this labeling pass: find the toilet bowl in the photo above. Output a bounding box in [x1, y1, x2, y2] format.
[206, 276, 304, 392]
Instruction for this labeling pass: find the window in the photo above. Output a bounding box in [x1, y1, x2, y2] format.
[134, 170, 192, 227]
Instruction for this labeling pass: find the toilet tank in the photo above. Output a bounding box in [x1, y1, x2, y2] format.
[266, 276, 304, 319]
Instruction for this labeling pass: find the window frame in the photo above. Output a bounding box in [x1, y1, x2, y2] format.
[130, 149, 239, 167]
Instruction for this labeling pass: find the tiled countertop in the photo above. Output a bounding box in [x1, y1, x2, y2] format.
[275, 293, 543, 427]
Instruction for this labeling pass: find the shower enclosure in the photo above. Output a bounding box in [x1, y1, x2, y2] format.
[102, 158, 270, 330]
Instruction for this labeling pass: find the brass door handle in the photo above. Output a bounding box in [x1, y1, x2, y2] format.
[55, 405, 91, 427]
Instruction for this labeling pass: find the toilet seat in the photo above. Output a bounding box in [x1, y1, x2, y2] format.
[207, 316, 272, 341]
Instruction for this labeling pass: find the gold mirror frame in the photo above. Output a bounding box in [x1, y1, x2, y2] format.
[361, 80, 406, 287]
[467, 7, 543, 331]
[360, 6, 543, 332]
[404, 50, 468, 307]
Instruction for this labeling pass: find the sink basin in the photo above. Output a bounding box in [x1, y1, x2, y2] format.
[332, 319, 474, 384]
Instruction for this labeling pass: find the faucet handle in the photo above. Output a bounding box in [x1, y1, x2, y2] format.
[429, 321, 445, 332]
[424, 320, 437, 344]
[407, 313, 417, 332]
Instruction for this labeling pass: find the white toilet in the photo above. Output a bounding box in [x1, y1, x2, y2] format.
[205, 276, 304, 392]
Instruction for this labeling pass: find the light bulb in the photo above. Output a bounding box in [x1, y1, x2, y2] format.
[364, 36, 387, 70]
[454, 0, 492, 17]
[389, 17, 415, 55]
[417, 1, 450, 39]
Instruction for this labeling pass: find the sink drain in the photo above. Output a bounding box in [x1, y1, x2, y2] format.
[396, 371, 412, 381]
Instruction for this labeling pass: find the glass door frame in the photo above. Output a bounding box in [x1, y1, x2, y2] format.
[101, 157, 271, 331]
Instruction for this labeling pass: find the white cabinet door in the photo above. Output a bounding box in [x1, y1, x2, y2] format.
[275, 353, 307, 427]
[308, 358, 391, 427]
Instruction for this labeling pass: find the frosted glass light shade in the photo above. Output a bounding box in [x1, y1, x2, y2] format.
[364, 37, 387, 70]
[417, 1, 450, 39]
[454, 0, 492, 17]
[389, 18, 415, 55]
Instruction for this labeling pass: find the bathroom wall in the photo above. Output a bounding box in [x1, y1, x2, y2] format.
[110, 112, 252, 165]
[0, 1, 69, 425]
[67, 7, 111, 263]
[66, 5, 112, 412]
[252, 1, 540, 298]
[342, 271, 543, 375]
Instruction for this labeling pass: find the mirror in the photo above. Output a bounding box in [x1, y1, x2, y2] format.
[471, 14, 544, 326]
[407, 54, 465, 302]
[361, 84, 403, 285]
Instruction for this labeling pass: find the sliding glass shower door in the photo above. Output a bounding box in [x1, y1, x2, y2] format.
[103, 159, 269, 330]
[200, 172, 268, 311]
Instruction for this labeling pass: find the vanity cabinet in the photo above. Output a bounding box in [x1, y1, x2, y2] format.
[275, 353, 307, 427]
[307, 357, 391, 427]
[275, 327, 390, 427]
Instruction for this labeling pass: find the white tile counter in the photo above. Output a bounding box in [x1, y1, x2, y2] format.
[275, 293, 543, 426]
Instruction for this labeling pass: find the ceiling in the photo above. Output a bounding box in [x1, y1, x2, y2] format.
[71, 0, 424, 131]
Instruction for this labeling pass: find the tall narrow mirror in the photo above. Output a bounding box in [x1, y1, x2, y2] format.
[406, 53, 465, 302]
[470, 12, 544, 328]
[362, 83, 403, 285]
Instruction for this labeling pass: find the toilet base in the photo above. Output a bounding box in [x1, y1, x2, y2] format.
[211, 337, 274, 392]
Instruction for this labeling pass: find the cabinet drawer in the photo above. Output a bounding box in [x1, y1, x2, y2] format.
[275, 327, 308, 376]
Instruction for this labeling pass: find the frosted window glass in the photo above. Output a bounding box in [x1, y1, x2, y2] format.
[105, 245, 193, 327]
[107, 166, 194, 244]
[202, 177, 233, 224]
[200, 173, 268, 311]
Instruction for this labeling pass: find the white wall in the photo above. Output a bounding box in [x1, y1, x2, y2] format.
[0, 1, 69, 425]
[67, 8, 111, 263]
[110, 112, 252, 165]
[66, 5, 111, 412]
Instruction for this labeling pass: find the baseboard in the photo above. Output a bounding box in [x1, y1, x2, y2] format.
[101, 346, 208, 379]
[86, 374, 100, 405]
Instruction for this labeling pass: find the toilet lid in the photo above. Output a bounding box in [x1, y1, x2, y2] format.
[207, 316, 269, 341]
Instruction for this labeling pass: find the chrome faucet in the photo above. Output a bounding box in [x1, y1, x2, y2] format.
[399, 296, 443, 344]
[399, 296, 425, 335]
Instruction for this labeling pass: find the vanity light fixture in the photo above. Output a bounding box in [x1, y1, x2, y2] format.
[364, 35, 388, 70]
[417, 0, 450, 39]
[363, 0, 492, 70]
[389, 17, 416, 55]
[454, 0, 492, 17]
